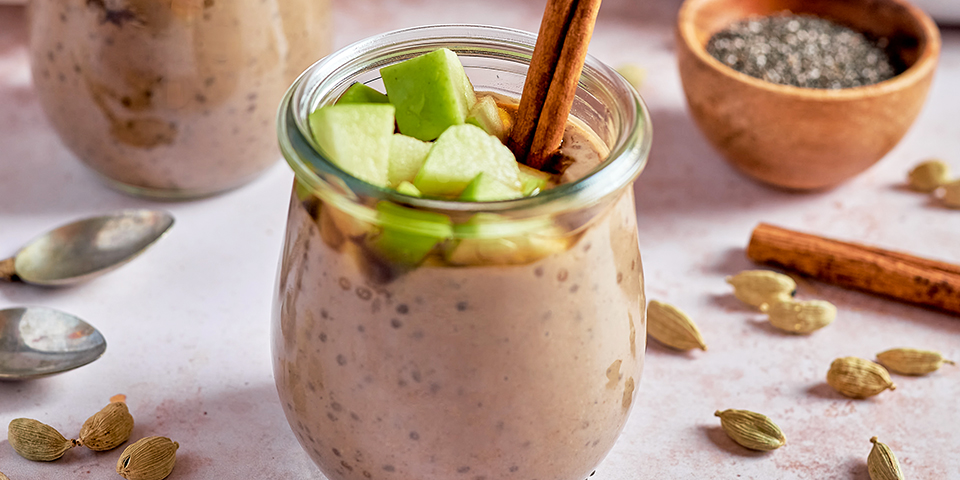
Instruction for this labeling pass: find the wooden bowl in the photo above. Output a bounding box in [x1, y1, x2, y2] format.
[677, 0, 941, 190]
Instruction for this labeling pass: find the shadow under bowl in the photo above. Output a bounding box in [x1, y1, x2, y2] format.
[676, 0, 941, 190]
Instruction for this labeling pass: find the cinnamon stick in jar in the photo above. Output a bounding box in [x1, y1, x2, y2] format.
[747, 223, 960, 315]
[527, 0, 603, 169]
[509, 0, 603, 170]
[508, 0, 577, 164]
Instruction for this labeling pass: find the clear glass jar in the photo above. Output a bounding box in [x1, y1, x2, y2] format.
[27, 0, 332, 198]
[273, 25, 651, 480]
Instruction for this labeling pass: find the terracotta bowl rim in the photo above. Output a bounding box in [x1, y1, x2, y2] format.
[677, 0, 942, 100]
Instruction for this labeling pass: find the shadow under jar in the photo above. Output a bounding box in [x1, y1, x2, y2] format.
[28, 0, 332, 199]
[273, 25, 651, 480]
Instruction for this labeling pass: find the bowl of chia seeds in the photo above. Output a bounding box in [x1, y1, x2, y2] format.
[676, 0, 941, 190]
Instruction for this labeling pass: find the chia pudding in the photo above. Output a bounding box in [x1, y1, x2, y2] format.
[272, 26, 650, 480]
[28, 0, 332, 197]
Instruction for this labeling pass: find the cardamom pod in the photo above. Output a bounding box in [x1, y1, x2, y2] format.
[942, 179, 960, 209]
[647, 300, 707, 351]
[868, 436, 904, 480]
[876, 348, 954, 376]
[7, 418, 77, 462]
[726, 270, 796, 309]
[117, 436, 179, 480]
[714, 409, 786, 451]
[78, 401, 135, 451]
[762, 299, 836, 334]
[827, 357, 896, 399]
[907, 159, 950, 192]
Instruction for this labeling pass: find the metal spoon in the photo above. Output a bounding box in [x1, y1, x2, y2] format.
[0, 307, 106, 380]
[0, 210, 174, 286]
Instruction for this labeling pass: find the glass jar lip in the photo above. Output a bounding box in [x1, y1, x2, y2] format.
[278, 24, 652, 215]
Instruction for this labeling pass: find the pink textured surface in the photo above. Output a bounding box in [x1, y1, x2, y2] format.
[1, 1, 959, 479]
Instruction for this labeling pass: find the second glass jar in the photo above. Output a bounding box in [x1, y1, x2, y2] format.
[28, 0, 332, 198]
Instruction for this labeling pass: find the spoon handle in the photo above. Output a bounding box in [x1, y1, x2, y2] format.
[0, 257, 16, 282]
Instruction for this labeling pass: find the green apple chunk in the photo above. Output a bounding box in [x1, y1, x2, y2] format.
[466, 96, 506, 141]
[518, 164, 553, 196]
[380, 48, 477, 141]
[445, 213, 569, 266]
[368, 201, 452, 265]
[388, 134, 432, 187]
[337, 82, 389, 104]
[294, 178, 313, 201]
[396, 181, 422, 197]
[324, 200, 374, 239]
[308, 104, 395, 187]
[459, 173, 522, 202]
[414, 124, 521, 197]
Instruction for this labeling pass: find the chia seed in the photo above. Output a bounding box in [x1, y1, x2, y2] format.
[706, 13, 897, 89]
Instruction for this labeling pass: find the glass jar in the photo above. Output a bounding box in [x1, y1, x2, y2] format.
[27, 0, 332, 198]
[273, 25, 651, 480]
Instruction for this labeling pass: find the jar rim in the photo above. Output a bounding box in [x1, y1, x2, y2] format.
[277, 24, 652, 216]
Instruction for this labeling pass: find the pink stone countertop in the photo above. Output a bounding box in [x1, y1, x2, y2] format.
[1, 1, 959, 479]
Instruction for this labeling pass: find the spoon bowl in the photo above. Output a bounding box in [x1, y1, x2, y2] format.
[1, 209, 174, 286]
[0, 307, 106, 380]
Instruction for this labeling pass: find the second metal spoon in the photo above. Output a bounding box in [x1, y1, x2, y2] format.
[0, 210, 174, 286]
[0, 306, 107, 380]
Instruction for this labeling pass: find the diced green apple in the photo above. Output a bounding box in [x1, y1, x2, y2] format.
[368, 201, 452, 265]
[451, 213, 554, 239]
[396, 181, 422, 197]
[518, 164, 553, 196]
[459, 173, 522, 202]
[380, 48, 477, 141]
[325, 202, 373, 239]
[388, 134, 432, 187]
[337, 82, 390, 104]
[317, 203, 346, 250]
[414, 124, 521, 197]
[466, 96, 506, 141]
[294, 178, 313, 201]
[308, 104, 395, 187]
[445, 213, 569, 266]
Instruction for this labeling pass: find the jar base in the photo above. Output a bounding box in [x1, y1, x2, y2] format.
[93, 169, 268, 201]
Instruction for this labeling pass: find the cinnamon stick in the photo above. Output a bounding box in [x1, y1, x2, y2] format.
[507, 0, 577, 163]
[509, 0, 602, 170]
[747, 223, 960, 315]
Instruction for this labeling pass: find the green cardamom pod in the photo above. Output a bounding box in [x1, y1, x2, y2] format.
[868, 436, 904, 480]
[762, 299, 836, 334]
[7, 418, 77, 461]
[714, 409, 786, 451]
[117, 436, 179, 480]
[647, 300, 707, 351]
[827, 357, 896, 399]
[876, 348, 954, 376]
[907, 159, 950, 192]
[726, 270, 796, 309]
[79, 401, 135, 451]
